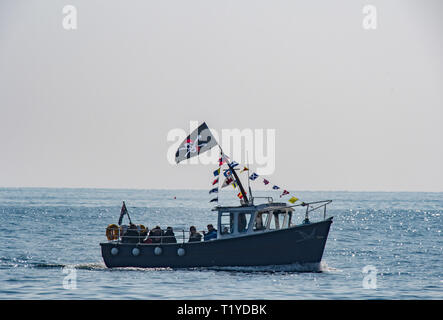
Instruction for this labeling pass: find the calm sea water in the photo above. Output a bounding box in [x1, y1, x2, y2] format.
[0, 188, 441, 299]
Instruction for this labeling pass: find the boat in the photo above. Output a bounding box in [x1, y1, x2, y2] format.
[100, 122, 333, 268]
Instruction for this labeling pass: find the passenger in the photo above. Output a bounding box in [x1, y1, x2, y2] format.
[141, 226, 150, 243]
[121, 223, 141, 244]
[203, 224, 217, 241]
[148, 225, 163, 243]
[139, 225, 148, 240]
[238, 213, 247, 232]
[188, 226, 202, 242]
[162, 226, 177, 243]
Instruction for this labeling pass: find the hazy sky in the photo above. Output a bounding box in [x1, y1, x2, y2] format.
[0, 0, 442, 191]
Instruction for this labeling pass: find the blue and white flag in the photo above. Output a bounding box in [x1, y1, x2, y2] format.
[230, 161, 239, 168]
[272, 185, 280, 190]
[249, 173, 259, 180]
[209, 187, 218, 194]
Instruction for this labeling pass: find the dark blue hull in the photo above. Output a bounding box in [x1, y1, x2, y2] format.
[100, 218, 333, 268]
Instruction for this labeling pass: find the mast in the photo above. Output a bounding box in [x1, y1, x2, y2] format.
[219, 146, 249, 205]
[227, 160, 249, 205]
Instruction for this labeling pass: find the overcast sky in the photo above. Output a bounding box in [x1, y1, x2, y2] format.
[0, 0, 442, 192]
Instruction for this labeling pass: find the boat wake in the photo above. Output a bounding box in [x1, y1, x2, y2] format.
[199, 261, 336, 273]
[2, 255, 340, 274]
[36, 263, 172, 272]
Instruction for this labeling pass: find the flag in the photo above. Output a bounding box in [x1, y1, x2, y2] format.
[272, 185, 280, 190]
[118, 201, 128, 225]
[280, 190, 289, 197]
[288, 196, 299, 204]
[230, 161, 239, 168]
[219, 154, 229, 166]
[212, 178, 219, 185]
[213, 168, 220, 177]
[249, 173, 259, 180]
[240, 166, 249, 173]
[221, 177, 234, 188]
[232, 181, 237, 189]
[209, 197, 218, 203]
[223, 169, 232, 177]
[175, 122, 218, 163]
[209, 187, 218, 194]
[237, 192, 244, 199]
[263, 179, 270, 185]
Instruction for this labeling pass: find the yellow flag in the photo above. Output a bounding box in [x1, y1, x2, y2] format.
[288, 196, 298, 204]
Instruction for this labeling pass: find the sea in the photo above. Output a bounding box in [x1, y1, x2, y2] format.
[0, 188, 441, 300]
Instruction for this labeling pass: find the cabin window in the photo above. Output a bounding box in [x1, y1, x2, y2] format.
[272, 210, 291, 229]
[253, 210, 293, 231]
[238, 213, 252, 233]
[220, 212, 233, 234]
[253, 212, 268, 231]
[268, 212, 277, 230]
[281, 211, 293, 228]
[274, 210, 286, 229]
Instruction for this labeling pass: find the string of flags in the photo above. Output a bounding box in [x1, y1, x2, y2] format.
[248, 171, 299, 204]
[209, 153, 246, 203]
[209, 165, 220, 203]
[175, 122, 303, 206]
[209, 153, 301, 205]
[208, 154, 229, 203]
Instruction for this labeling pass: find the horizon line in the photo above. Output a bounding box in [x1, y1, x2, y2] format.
[0, 186, 442, 193]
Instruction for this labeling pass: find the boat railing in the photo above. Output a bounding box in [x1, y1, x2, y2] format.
[251, 196, 273, 204]
[299, 200, 332, 222]
[107, 228, 205, 245]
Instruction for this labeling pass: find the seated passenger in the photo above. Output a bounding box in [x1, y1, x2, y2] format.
[188, 226, 202, 242]
[139, 225, 148, 240]
[148, 225, 163, 243]
[121, 223, 141, 244]
[162, 226, 177, 243]
[203, 224, 217, 241]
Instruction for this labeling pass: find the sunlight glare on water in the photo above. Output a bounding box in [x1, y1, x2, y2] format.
[0, 188, 442, 299]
